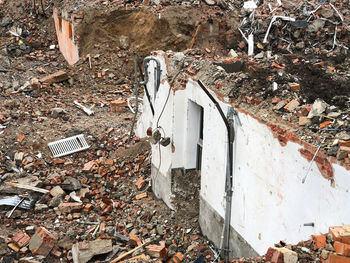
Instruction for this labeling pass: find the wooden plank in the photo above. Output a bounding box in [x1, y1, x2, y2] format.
[110, 239, 153, 263]
[5, 182, 49, 194]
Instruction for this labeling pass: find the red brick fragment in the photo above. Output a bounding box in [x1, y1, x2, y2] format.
[329, 225, 350, 245]
[312, 235, 326, 249]
[146, 244, 168, 261]
[334, 241, 350, 256]
[39, 70, 68, 84]
[12, 231, 30, 248]
[168, 252, 184, 263]
[321, 254, 350, 263]
[29, 227, 55, 257]
[136, 177, 146, 190]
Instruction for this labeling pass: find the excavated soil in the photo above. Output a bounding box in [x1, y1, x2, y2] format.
[77, 7, 235, 58]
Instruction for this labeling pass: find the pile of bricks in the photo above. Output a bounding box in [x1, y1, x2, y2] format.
[232, 225, 350, 263]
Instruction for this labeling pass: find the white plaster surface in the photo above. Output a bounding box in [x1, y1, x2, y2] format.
[137, 52, 350, 256]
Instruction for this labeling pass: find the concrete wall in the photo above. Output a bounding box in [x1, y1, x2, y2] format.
[53, 9, 79, 65]
[136, 52, 350, 257]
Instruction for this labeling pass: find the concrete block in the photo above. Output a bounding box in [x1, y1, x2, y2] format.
[72, 239, 112, 263]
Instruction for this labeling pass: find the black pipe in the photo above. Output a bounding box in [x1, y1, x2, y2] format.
[138, 61, 155, 116]
[197, 79, 234, 263]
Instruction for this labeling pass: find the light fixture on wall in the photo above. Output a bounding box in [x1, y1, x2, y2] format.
[147, 127, 170, 147]
[159, 137, 170, 147]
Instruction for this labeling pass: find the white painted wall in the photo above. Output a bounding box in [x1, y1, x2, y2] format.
[137, 52, 350, 256]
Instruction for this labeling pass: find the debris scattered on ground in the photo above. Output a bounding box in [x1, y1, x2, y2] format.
[1, 0, 350, 262]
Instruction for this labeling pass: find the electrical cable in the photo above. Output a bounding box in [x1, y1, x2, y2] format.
[156, 59, 186, 129]
[153, 59, 186, 190]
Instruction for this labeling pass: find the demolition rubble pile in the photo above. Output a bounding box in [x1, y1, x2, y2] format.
[0, 0, 350, 262]
[232, 225, 350, 263]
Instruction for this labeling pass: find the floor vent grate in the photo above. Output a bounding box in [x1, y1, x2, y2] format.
[48, 134, 90, 158]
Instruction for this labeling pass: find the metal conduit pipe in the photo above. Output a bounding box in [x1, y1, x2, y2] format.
[137, 61, 154, 116]
[139, 56, 161, 98]
[197, 80, 235, 263]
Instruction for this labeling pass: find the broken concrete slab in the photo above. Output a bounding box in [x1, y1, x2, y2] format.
[72, 239, 113, 263]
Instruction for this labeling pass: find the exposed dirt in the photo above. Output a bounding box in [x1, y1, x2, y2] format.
[77, 7, 236, 59]
[172, 169, 200, 224]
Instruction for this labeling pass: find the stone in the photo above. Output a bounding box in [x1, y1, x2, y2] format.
[307, 99, 328, 118]
[119, 35, 130, 50]
[34, 203, 48, 211]
[274, 100, 286, 110]
[320, 249, 330, 260]
[51, 107, 67, 118]
[336, 132, 350, 141]
[307, 19, 326, 33]
[57, 236, 74, 250]
[62, 177, 81, 191]
[50, 186, 65, 197]
[72, 239, 113, 263]
[156, 225, 166, 235]
[295, 42, 305, 49]
[0, 17, 11, 27]
[0, 237, 8, 256]
[49, 194, 63, 207]
[299, 116, 311, 126]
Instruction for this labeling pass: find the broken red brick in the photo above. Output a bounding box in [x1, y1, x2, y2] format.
[84, 203, 93, 213]
[110, 99, 127, 113]
[82, 160, 96, 172]
[12, 231, 30, 248]
[39, 70, 68, 84]
[321, 254, 350, 263]
[29, 227, 55, 257]
[136, 177, 146, 190]
[265, 247, 298, 263]
[17, 133, 25, 143]
[129, 235, 142, 247]
[284, 99, 300, 112]
[272, 97, 281, 104]
[334, 241, 350, 257]
[51, 245, 62, 258]
[329, 226, 350, 245]
[238, 41, 245, 49]
[119, 254, 148, 263]
[289, 82, 300, 92]
[146, 244, 168, 261]
[58, 202, 83, 213]
[135, 192, 147, 200]
[168, 252, 184, 263]
[339, 141, 350, 147]
[312, 235, 326, 249]
[320, 121, 331, 129]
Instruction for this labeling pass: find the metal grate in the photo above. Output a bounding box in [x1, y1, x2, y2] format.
[48, 134, 90, 158]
